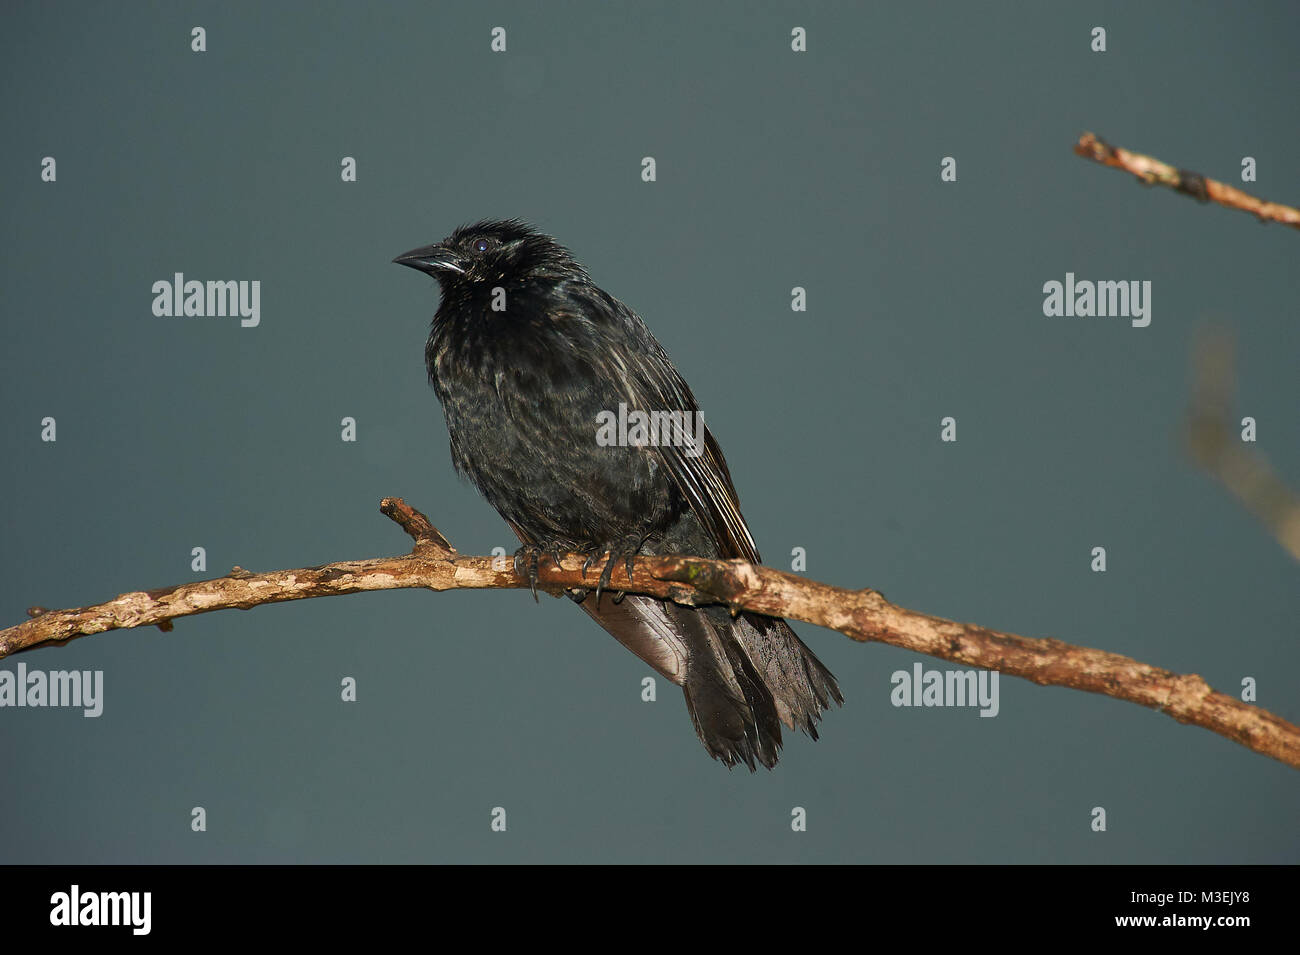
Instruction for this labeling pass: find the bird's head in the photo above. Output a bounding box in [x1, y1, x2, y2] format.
[393, 219, 582, 292]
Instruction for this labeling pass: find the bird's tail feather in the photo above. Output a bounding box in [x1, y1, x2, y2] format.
[664, 602, 785, 770]
[582, 592, 841, 770]
[730, 611, 843, 739]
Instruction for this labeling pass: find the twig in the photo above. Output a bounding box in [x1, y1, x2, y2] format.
[1074, 132, 1300, 229]
[3, 497, 1296, 769]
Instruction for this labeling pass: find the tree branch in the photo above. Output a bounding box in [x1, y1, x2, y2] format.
[4, 497, 1296, 769]
[1074, 131, 1300, 229]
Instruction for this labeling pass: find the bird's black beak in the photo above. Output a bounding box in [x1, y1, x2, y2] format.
[392, 244, 466, 276]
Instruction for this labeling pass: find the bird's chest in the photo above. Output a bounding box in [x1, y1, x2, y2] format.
[429, 328, 676, 542]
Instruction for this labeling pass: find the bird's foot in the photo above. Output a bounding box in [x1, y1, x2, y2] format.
[513, 544, 542, 602]
[579, 534, 646, 605]
[513, 540, 571, 602]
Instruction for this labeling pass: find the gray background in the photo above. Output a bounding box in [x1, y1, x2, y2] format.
[2, 1, 1297, 863]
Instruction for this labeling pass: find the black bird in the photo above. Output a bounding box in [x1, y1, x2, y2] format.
[394, 219, 841, 769]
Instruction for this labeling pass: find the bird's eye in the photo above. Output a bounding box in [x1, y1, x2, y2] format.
[472, 237, 491, 254]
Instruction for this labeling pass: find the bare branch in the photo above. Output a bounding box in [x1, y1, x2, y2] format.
[3, 499, 1296, 770]
[379, 496, 457, 555]
[1074, 132, 1300, 229]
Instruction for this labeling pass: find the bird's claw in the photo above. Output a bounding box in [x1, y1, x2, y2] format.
[513, 545, 542, 602]
[579, 541, 604, 577]
[582, 535, 646, 605]
[514, 540, 574, 602]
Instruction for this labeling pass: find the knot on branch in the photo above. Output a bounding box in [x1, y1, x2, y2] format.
[651, 556, 750, 604]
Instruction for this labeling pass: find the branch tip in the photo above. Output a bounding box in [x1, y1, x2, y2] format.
[1074, 131, 1300, 229]
[380, 496, 456, 556]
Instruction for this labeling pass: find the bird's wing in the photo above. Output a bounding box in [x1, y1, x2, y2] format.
[619, 329, 762, 564]
[541, 289, 761, 562]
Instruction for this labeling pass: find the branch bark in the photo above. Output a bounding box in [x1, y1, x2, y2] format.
[4, 497, 1297, 770]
